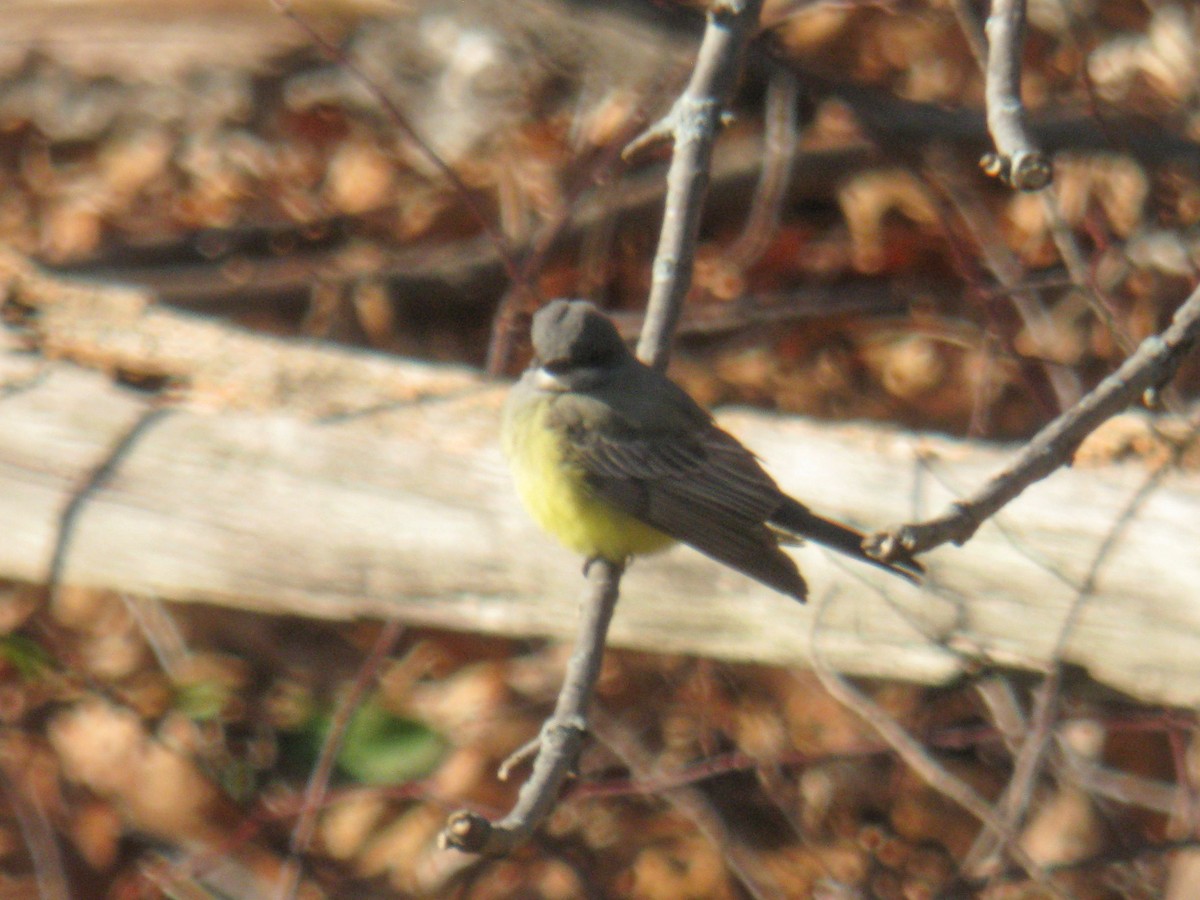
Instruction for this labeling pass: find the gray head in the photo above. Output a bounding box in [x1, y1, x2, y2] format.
[530, 300, 631, 380]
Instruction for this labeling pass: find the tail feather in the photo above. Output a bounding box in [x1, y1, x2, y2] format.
[770, 498, 923, 584]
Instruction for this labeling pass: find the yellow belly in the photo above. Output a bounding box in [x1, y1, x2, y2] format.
[504, 395, 674, 562]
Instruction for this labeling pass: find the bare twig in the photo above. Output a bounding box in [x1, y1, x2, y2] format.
[268, 0, 521, 288]
[787, 60, 1200, 171]
[441, 1, 764, 856]
[571, 709, 1193, 815]
[957, 0, 1140, 363]
[439, 560, 622, 855]
[973, 677, 1028, 753]
[965, 424, 1195, 876]
[275, 620, 405, 900]
[591, 709, 782, 900]
[120, 594, 191, 678]
[869, 282, 1200, 559]
[48, 406, 168, 603]
[726, 64, 799, 270]
[963, 673, 1063, 877]
[1038, 185, 1139, 358]
[1063, 751, 1183, 816]
[629, 0, 764, 370]
[980, 0, 1051, 190]
[0, 758, 71, 900]
[950, 0, 988, 70]
[808, 592, 1062, 892]
[924, 148, 1082, 411]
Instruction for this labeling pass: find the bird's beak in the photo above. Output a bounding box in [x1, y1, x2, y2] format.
[533, 366, 570, 392]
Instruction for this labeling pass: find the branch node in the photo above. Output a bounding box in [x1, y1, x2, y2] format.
[546, 714, 588, 739]
[441, 559, 624, 855]
[981, 0, 1052, 192]
[863, 529, 911, 565]
[622, 115, 675, 161]
[438, 810, 493, 854]
[870, 284, 1200, 556]
[981, 150, 1051, 191]
[497, 736, 541, 781]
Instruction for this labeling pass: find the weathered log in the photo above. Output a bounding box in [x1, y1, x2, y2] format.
[3, 340, 1197, 705]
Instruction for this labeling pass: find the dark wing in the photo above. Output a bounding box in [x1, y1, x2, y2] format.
[573, 422, 809, 600]
[770, 497, 924, 583]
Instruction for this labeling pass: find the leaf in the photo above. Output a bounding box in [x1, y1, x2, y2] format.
[0, 634, 52, 679]
[281, 695, 445, 786]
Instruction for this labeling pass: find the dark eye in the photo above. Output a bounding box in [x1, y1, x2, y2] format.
[542, 360, 572, 375]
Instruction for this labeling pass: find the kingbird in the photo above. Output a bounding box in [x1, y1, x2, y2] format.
[502, 299, 922, 600]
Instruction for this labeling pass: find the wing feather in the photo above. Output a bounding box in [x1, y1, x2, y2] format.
[581, 427, 783, 522]
[569, 423, 808, 599]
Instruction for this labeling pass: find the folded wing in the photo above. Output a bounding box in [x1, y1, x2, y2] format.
[574, 423, 810, 601]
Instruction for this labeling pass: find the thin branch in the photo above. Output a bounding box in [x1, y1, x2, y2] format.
[442, 1, 764, 856]
[966, 421, 1195, 876]
[120, 594, 192, 679]
[274, 619, 405, 900]
[869, 281, 1200, 559]
[0, 759, 71, 900]
[957, 0, 1140, 363]
[963, 671, 1063, 878]
[973, 677, 1028, 754]
[809, 593, 1069, 893]
[1038, 185, 1139, 358]
[786, 60, 1200, 170]
[630, 0, 764, 370]
[268, 0, 521, 289]
[980, 0, 1051, 190]
[951, 0, 988, 70]
[48, 406, 168, 602]
[1063, 751, 1183, 816]
[590, 708, 782, 900]
[726, 64, 799, 270]
[808, 592, 1063, 893]
[439, 560, 623, 855]
[571, 708, 1193, 823]
[923, 147, 1082, 411]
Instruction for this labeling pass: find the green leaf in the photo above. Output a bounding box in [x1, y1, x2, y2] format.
[174, 678, 232, 722]
[0, 634, 52, 679]
[280, 695, 445, 785]
[335, 698, 445, 785]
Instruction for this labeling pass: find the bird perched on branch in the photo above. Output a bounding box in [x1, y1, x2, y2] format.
[502, 299, 923, 600]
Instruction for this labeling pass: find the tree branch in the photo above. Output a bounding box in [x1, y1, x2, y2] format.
[869, 282, 1200, 559]
[629, 0, 764, 371]
[726, 64, 799, 270]
[439, 560, 622, 855]
[810, 593, 1065, 894]
[980, 0, 1052, 190]
[442, 0, 764, 854]
[276, 620, 405, 900]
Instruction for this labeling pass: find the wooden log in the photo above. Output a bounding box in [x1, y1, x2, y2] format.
[3, 341, 1199, 706]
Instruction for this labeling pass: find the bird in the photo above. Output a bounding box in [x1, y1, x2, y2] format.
[501, 299, 922, 601]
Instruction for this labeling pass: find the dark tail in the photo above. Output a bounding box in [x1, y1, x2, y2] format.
[770, 498, 923, 584]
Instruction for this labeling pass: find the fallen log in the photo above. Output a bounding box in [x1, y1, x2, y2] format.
[2, 318, 1197, 705]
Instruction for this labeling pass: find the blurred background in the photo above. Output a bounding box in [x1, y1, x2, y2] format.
[1, 0, 1198, 897]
